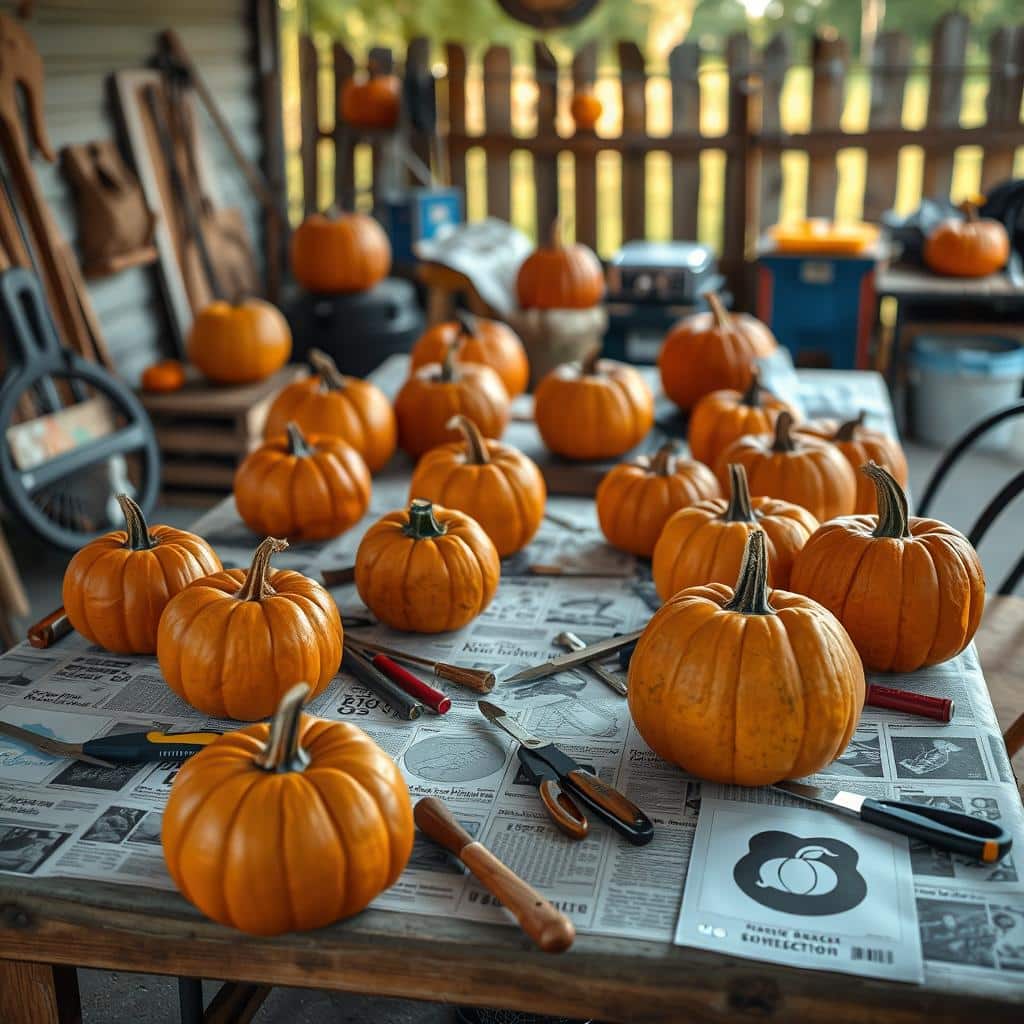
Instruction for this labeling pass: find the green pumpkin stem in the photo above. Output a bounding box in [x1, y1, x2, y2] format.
[771, 411, 797, 453]
[864, 461, 912, 539]
[254, 683, 311, 773]
[723, 530, 775, 616]
[834, 410, 866, 442]
[237, 537, 289, 602]
[404, 499, 448, 540]
[648, 441, 678, 477]
[447, 414, 489, 465]
[309, 348, 347, 391]
[704, 290, 730, 330]
[117, 493, 156, 550]
[285, 421, 313, 457]
[740, 369, 762, 408]
[723, 463, 756, 523]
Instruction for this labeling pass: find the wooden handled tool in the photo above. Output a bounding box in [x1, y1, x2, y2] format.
[345, 637, 496, 694]
[413, 797, 575, 954]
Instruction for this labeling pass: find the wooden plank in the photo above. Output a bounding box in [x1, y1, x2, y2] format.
[757, 32, 791, 231]
[298, 32, 319, 215]
[444, 43, 467, 193]
[806, 30, 847, 219]
[722, 33, 752, 284]
[863, 30, 910, 222]
[533, 41, 559, 241]
[368, 46, 395, 204]
[922, 12, 969, 200]
[0, 960, 79, 1024]
[405, 37, 434, 185]
[981, 26, 1024, 191]
[482, 46, 512, 221]
[618, 41, 646, 243]
[668, 39, 701, 240]
[332, 41, 356, 209]
[571, 41, 598, 250]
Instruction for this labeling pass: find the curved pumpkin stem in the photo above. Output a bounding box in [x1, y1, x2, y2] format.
[454, 310, 478, 342]
[834, 410, 866, 442]
[309, 348, 347, 392]
[723, 530, 774, 616]
[771, 411, 797, 453]
[254, 682, 311, 773]
[447, 414, 490, 464]
[579, 343, 602, 376]
[285, 421, 313, 457]
[722, 464, 756, 523]
[648, 441, 679, 477]
[117, 493, 155, 551]
[404, 499, 448, 540]
[703, 290, 730, 330]
[237, 537, 289, 602]
[548, 217, 563, 249]
[438, 338, 461, 383]
[863, 461, 912, 539]
[740, 369, 762, 408]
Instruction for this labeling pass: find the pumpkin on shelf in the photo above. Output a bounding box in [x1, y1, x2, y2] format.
[533, 348, 654, 460]
[234, 422, 371, 541]
[340, 65, 401, 131]
[659, 292, 777, 411]
[263, 348, 397, 474]
[715, 411, 856, 522]
[790, 462, 985, 672]
[290, 209, 391, 294]
[596, 442, 720, 558]
[162, 683, 413, 936]
[570, 89, 602, 131]
[409, 415, 546, 557]
[516, 219, 605, 310]
[923, 201, 1009, 279]
[140, 359, 186, 393]
[629, 530, 864, 786]
[652, 463, 818, 600]
[157, 537, 342, 720]
[187, 296, 291, 385]
[355, 499, 500, 633]
[62, 494, 221, 654]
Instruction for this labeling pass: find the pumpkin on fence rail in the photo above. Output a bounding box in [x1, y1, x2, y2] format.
[923, 200, 1010, 279]
[570, 90, 602, 131]
[187, 296, 291, 385]
[290, 208, 392, 294]
[340, 64, 401, 131]
[516, 218, 605, 310]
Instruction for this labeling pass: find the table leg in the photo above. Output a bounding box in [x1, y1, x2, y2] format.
[0, 960, 80, 1024]
[177, 976, 204, 1024]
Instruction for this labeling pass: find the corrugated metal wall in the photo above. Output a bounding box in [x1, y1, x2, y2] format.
[0, 1, 265, 383]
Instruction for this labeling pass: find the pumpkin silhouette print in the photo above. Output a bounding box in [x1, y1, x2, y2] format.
[733, 831, 867, 915]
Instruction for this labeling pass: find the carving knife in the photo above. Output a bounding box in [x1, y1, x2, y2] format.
[554, 630, 627, 696]
[504, 629, 644, 684]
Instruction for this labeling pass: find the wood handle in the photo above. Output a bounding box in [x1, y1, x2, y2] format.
[414, 796, 475, 852]
[434, 662, 495, 693]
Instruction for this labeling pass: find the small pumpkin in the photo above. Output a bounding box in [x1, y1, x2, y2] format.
[659, 292, 777, 411]
[290, 209, 391, 294]
[596, 442, 720, 558]
[62, 494, 222, 654]
[715, 411, 856, 522]
[652, 462, 818, 599]
[187, 296, 291, 385]
[923, 201, 1009, 278]
[516, 219, 605, 310]
[533, 348, 654, 460]
[628, 530, 864, 786]
[355, 499, 500, 633]
[162, 682, 413, 936]
[235, 422, 371, 541]
[409, 415, 546, 557]
[410, 313, 529, 398]
[263, 348, 397, 474]
[141, 359, 186, 393]
[790, 462, 986, 672]
[157, 537, 343, 720]
[340, 65, 401, 131]
[570, 90, 602, 131]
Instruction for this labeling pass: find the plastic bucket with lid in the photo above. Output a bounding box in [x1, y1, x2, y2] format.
[909, 335, 1024, 451]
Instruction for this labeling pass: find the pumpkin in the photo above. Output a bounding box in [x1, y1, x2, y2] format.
[263, 348, 397, 474]
[923, 201, 1009, 278]
[715, 411, 856, 522]
[62, 494, 222, 654]
[596, 442, 720, 558]
[162, 682, 413, 936]
[394, 340, 510, 461]
[652, 462, 818, 599]
[570, 90, 602, 131]
[410, 313, 529, 398]
[187, 297, 291, 385]
[659, 292, 777, 411]
[140, 359, 186, 393]
[355, 499, 500, 633]
[157, 537, 343, 720]
[408, 415, 545, 557]
[340, 66, 401, 131]
[515, 219, 605, 310]
[688, 370, 799, 468]
[290, 209, 391, 294]
[628, 529, 865, 786]
[234, 422, 371, 541]
[790, 462, 985, 672]
[533, 348, 654, 460]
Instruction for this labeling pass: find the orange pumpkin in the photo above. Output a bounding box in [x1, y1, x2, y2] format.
[140, 359, 186, 393]
[187, 297, 291, 385]
[533, 349, 654, 460]
[596, 442, 720, 558]
[410, 314, 529, 398]
[516, 219, 605, 310]
[652, 462, 818, 599]
[659, 292, 777, 411]
[234, 422, 371, 541]
[409, 415, 546, 557]
[340, 67, 401, 131]
[923, 201, 1009, 278]
[162, 683, 413, 936]
[715, 412, 856, 522]
[355, 499, 500, 633]
[264, 349, 397, 474]
[629, 530, 864, 786]
[157, 537, 343, 720]
[570, 90, 602, 131]
[790, 462, 986, 672]
[62, 494, 221, 654]
[290, 210, 391, 294]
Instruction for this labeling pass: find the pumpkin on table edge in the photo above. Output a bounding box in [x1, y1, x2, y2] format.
[187, 296, 291, 385]
[290, 209, 392, 294]
[162, 682, 413, 936]
[923, 200, 1010, 279]
[140, 359, 186, 393]
[515, 218, 605, 310]
[790, 462, 986, 673]
[62, 494, 221, 654]
[629, 530, 865, 787]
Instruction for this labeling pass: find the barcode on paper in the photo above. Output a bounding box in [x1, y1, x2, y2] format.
[851, 946, 894, 964]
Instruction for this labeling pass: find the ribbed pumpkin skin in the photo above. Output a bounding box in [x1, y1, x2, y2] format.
[570, 92, 602, 130]
[515, 236, 604, 310]
[188, 299, 291, 385]
[923, 207, 1009, 278]
[410, 319, 529, 397]
[688, 384, 797, 468]
[290, 211, 391, 294]
[340, 74, 401, 130]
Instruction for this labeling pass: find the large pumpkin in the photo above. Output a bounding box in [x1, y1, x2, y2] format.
[162, 683, 413, 936]
[629, 530, 864, 786]
[533, 349, 654, 460]
[570, 90, 602, 131]
[355, 499, 500, 633]
[659, 292, 777, 411]
[234, 422, 371, 541]
[62, 494, 221, 654]
[157, 537, 343, 720]
[790, 462, 985, 672]
[340, 67, 401, 130]
[409, 415, 545, 557]
[923, 201, 1009, 278]
[263, 348, 397, 473]
[596, 442, 720, 558]
[716, 411, 856, 522]
[187, 297, 291, 385]
[290, 210, 391, 294]
[652, 463, 818, 599]
[516, 219, 605, 310]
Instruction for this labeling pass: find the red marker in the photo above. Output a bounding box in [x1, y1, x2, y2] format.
[865, 684, 953, 723]
[371, 654, 451, 714]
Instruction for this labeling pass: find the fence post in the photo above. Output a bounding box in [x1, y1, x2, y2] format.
[618, 41, 647, 244]
[922, 12, 969, 200]
[863, 30, 910, 222]
[807, 29, 847, 219]
[572, 41, 599, 251]
[668, 40, 701, 241]
[534, 41, 559, 239]
[483, 46, 513, 221]
[981, 26, 1024, 191]
[445, 43, 468, 195]
[723, 32, 752, 302]
[298, 32, 320, 215]
[756, 32, 791, 233]
[332, 42, 355, 210]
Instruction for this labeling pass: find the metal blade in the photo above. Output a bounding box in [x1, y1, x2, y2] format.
[504, 629, 645, 684]
[773, 780, 864, 817]
[477, 701, 546, 749]
[0, 721, 116, 769]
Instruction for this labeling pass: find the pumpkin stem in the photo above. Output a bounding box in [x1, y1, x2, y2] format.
[723, 530, 775, 616]
[648, 441, 678, 477]
[117, 493, 156, 550]
[548, 217, 562, 249]
[447, 414, 489, 464]
[580, 343, 602, 375]
[834, 410, 866, 443]
[740, 369, 762, 408]
[771, 411, 797, 453]
[253, 682, 311, 773]
[959, 199, 979, 223]
[722, 464, 756, 523]
[309, 348, 347, 391]
[704, 291, 730, 330]
[285, 421, 313, 457]
[454, 310, 477, 341]
[404, 499, 448, 540]
[237, 537, 289, 602]
[864, 461, 912, 539]
[439, 338, 460, 383]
